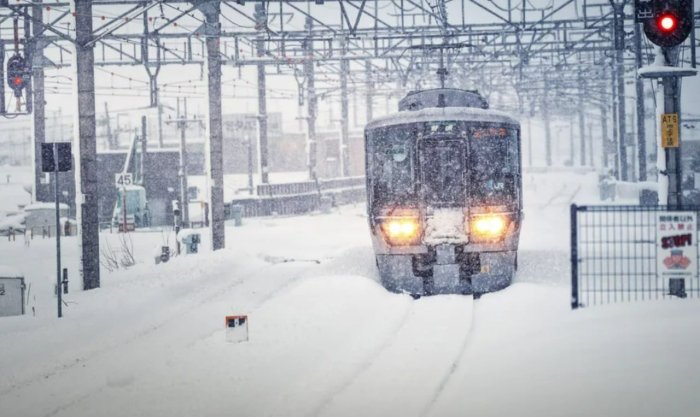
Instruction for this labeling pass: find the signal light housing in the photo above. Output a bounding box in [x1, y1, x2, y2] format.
[642, 0, 693, 47]
[6, 54, 27, 98]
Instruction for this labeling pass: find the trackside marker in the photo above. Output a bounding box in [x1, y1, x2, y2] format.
[225, 315, 249, 343]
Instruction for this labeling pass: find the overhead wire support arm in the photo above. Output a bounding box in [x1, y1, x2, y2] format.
[87, 1, 163, 47]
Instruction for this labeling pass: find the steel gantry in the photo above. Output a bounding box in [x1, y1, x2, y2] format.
[1, 0, 699, 288]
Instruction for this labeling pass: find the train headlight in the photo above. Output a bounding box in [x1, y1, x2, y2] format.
[380, 217, 421, 246]
[470, 214, 508, 241]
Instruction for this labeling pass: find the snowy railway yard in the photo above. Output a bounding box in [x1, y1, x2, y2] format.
[0, 170, 698, 417]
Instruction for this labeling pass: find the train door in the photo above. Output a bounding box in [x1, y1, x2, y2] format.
[418, 138, 465, 207]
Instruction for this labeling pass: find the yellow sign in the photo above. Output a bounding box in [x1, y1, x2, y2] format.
[661, 113, 679, 148]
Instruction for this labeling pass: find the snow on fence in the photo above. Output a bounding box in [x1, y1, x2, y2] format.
[226, 176, 366, 218]
[571, 204, 700, 309]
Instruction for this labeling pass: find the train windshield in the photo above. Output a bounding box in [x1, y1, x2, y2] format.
[368, 124, 417, 204]
[468, 126, 519, 204]
[419, 139, 464, 206]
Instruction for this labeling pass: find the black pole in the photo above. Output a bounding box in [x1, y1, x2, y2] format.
[54, 146, 62, 318]
[570, 203, 579, 309]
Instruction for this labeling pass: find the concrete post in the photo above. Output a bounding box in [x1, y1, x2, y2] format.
[634, 21, 647, 181]
[304, 17, 317, 180]
[613, 4, 628, 180]
[340, 38, 350, 177]
[72, 0, 100, 290]
[601, 104, 610, 169]
[543, 76, 552, 166]
[200, 0, 225, 250]
[31, 1, 47, 202]
[578, 73, 586, 166]
[365, 60, 373, 123]
[255, 4, 269, 184]
[177, 98, 190, 227]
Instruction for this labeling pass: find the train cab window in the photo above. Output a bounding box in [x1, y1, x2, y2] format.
[369, 125, 417, 204]
[419, 139, 464, 206]
[468, 127, 519, 204]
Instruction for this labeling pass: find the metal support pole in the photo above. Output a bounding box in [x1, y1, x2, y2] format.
[157, 103, 164, 148]
[246, 132, 254, 195]
[32, 1, 48, 203]
[200, 0, 225, 250]
[305, 17, 317, 180]
[255, 4, 269, 184]
[365, 60, 373, 123]
[340, 39, 350, 177]
[578, 73, 586, 166]
[140, 115, 147, 186]
[664, 74, 682, 208]
[613, 4, 628, 180]
[610, 64, 620, 177]
[543, 77, 552, 166]
[0, 43, 4, 116]
[526, 117, 533, 167]
[54, 162, 62, 318]
[569, 116, 575, 165]
[634, 21, 647, 181]
[601, 105, 609, 169]
[570, 203, 579, 310]
[73, 0, 100, 290]
[177, 98, 190, 227]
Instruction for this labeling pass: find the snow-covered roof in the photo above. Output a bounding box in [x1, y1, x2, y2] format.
[24, 202, 70, 211]
[365, 106, 519, 131]
[638, 65, 698, 78]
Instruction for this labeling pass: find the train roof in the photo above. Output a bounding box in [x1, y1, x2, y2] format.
[365, 106, 519, 131]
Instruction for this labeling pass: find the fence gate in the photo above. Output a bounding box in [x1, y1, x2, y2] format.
[571, 205, 700, 308]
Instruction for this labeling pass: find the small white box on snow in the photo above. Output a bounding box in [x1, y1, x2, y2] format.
[225, 315, 249, 343]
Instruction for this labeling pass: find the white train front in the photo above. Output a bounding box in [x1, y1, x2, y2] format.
[364, 88, 522, 296]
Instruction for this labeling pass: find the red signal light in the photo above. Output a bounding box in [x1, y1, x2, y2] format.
[658, 14, 677, 33]
[13, 76, 22, 86]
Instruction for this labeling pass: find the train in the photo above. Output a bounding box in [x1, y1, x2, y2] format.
[364, 88, 522, 296]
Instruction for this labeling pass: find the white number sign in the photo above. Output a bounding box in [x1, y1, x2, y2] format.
[115, 173, 133, 187]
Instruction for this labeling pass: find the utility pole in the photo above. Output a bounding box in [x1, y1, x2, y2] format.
[340, 38, 350, 177]
[543, 75, 552, 167]
[304, 16, 318, 181]
[255, 4, 270, 184]
[31, 1, 48, 203]
[178, 98, 189, 227]
[72, 0, 100, 290]
[578, 72, 587, 166]
[164, 98, 199, 227]
[634, 19, 648, 181]
[140, 116, 148, 186]
[199, 0, 225, 250]
[611, 1, 628, 180]
[637, 0, 696, 207]
[610, 63, 620, 177]
[365, 60, 373, 123]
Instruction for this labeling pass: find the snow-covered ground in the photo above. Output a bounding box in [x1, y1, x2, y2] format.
[0, 169, 699, 417]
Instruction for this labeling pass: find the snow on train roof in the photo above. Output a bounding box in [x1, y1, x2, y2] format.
[365, 106, 519, 131]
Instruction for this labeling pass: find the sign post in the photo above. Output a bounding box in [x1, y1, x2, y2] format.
[637, 0, 697, 207]
[41, 142, 72, 318]
[115, 173, 133, 232]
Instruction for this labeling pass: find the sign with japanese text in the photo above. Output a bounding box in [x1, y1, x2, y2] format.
[661, 113, 679, 148]
[657, 212, 698, 283]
